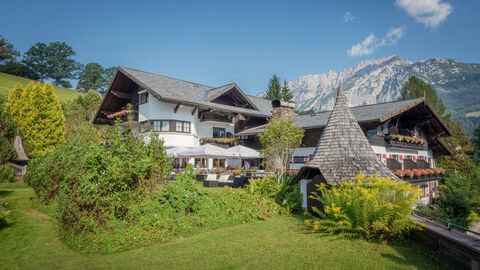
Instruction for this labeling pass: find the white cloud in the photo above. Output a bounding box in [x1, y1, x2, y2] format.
[396, 0, 453, 28]
[347, 26, 406, 57]
[347, 33, 376, 56]
[343, 11, 355, 22]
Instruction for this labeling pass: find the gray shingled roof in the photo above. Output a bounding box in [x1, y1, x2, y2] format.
[299, 82, 398, 184]
[235, 98, 423, 135]
[120, 67, 272, 117]
[206, 83, 236, 100]
[13, 133, 28, 161]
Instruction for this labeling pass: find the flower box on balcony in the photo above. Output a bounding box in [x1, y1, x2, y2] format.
[385, 134, 424, 149]
[199, 137, 239, 147]
[394, 168, 445, 183]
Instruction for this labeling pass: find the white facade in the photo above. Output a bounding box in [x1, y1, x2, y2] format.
[138, 95, 234, 148]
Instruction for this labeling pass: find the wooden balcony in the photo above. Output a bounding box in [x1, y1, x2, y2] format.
[384, 135, 424, 150]
[199, 137, 238, 148]
[200, 111, 232, 124]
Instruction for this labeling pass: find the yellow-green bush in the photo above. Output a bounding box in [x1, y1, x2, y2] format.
[305, 173, 421, 239]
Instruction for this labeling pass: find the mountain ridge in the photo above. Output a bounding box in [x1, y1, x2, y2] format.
[283, 55, 480, 134]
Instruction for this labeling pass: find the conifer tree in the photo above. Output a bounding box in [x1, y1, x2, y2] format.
[4, 82, 24, 125]
[264, 74, 282, 101]
[281, 80, 293, 102]
[400, 76, 447, 118]
[5, 82, 65, 157]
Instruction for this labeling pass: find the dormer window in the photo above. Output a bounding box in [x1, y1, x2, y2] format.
[139, 92, 148, 104]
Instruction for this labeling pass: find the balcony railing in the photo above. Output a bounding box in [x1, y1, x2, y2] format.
[200, 112, 232, 124]
[199, 137, 238, 148]
[384, 135, 424, 150]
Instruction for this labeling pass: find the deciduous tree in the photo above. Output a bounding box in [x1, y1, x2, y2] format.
[77, 63, 116, 92]
[22, 42, 49, 81]
[0, 35, 20, 63]
[259, 118, 304, 182]
[22, 42, 81, 86]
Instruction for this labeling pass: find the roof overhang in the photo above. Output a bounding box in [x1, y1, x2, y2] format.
[93, 68, 269, 124]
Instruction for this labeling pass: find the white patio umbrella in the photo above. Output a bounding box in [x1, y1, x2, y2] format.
[228, 145, 262, 159]
[166, 146, 191, 157]
[177, 144, 239, 158]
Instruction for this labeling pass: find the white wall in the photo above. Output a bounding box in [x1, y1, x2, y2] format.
[139, 95, 234, 148]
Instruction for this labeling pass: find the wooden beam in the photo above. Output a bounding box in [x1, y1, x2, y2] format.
[174, 102, 181, 113]
[111, 91, 134, 100]
[191, 105, 198, 116]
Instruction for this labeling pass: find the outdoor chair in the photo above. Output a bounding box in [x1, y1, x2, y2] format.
[217, 174, 233, 187]
[203, 173, 218, 187]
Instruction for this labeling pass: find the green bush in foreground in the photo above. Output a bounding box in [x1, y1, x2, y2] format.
[0, 165, 15, 183]
[305, 173, 421, 240]
[246, 176, 302, 213]
[61, 165, 281, 253]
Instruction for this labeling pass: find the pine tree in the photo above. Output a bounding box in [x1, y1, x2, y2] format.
[281, 80, 293, 102]
[5, 82, 65, 157]
[264, 74, 282, 101]
[400, 76, 447, 117]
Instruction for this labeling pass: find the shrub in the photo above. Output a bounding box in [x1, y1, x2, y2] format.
[61, 165, 280, 252]
[437, 173, 474, 226]
[246, 176, 302, 213]
[305, 173, 420, 240]
[0, 165, 15, 183]
[246, 177, 280, 198]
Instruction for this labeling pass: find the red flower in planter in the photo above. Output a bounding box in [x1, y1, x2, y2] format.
[394, 170, 405, 177]
[413, 169, 424, 177]
[405, 169, 414, 178]
[424, 169, 434, 175]
[107, 109, 135, 119]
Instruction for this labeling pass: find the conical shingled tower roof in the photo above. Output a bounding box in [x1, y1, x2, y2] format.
[13, 132, 28, 162]
[301, 82, 397, 184]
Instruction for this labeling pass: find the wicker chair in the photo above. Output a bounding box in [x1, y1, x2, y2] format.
[203, 173, 218, 187]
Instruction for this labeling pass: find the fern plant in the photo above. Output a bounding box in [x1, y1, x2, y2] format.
[305, 173, 421, 240]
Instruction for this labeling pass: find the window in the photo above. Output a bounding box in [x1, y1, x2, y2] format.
[213, 158, 225, 168]
[183, 122, 190, 133]
[150, 120, 190, 133]
[293, 156, 305, 164]
[140, 121, 150, 133]
[152, 120, 161, 131]
[139, 92, 148, 104]
[176, 121, 183, 132]
[213, 127, 226, 138]
[195, 158, 207, 168]
[376, 126, 383, 136]
[161, 120, 170, 131]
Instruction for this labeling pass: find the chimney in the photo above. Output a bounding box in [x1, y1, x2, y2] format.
[271, 100, 295, 121]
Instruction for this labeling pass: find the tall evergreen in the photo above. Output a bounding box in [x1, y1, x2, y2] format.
[4, 82, 24, 125]
[400, 76, 447, 118]
[5, 82, 65, 157]
[281, 80, 293, 102]
[264, 74, 282, 101]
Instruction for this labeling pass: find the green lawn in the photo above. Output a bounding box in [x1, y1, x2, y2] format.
[0, 72, 80, 102]
[0, 183, 443, 270]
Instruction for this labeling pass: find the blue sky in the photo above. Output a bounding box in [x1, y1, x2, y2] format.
[1, 0, 479, 94]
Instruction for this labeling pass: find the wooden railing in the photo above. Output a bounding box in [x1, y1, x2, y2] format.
[384, 135, 424, 150]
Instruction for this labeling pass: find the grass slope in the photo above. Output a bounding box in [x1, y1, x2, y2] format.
[0, 184, 444, 270]
[0, 72, 80, 102]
